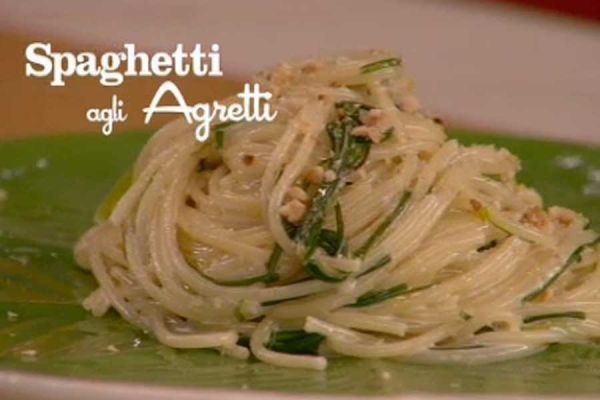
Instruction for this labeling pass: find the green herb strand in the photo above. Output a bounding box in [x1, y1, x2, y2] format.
[348, 282, 432, 308]
[264, 244, 283, 283]
[335, 202, 344, 239]
[354, 192, 411, 258]
[360, 58, 402, 74]
[523, 311, 586, 324]
[357, 255, 391, 278]
[203, 245, 282, 287]
[262, 294, 309, 307]
[318, 229, 344, 256]
[477, 240, 498, 252]
[297, 102, 373, 281]
[266, 330, 325, 355]
[199, 272, 274, 287]
[213, 121, 237, 149]
[305, 260, 348, 282]
[348, 283, 408, 308]
[523, 237, 599, 302]
[431, 345, 486, 351]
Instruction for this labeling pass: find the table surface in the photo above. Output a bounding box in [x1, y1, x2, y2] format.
[0, 0, 599, 144]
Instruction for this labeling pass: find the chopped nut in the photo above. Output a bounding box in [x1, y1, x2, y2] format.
[491, 321, 510, 330]
[408, 177, 418, 190]
[279, 199, 307, 224]
[433, 117, 444, 126]
[242, 154, 255, 166]
[362, 109, 394, 138]
[348, 168, 367, 183]
[363, 108, 384, 126]
[351, 126, 384, 143]
[323, 169, 337, 183]
[418, 150, 432, 161]
[521, 206, 549, 230]
[537, 289, 554, 303]
[287, 186, 310, 203]
[470, 199, 483, 212]
[379, 370, 391, 381]
[107, 344, 120, 353]
[272, 63, 295, 84]
[301, 61, 321, 74]
[549, 207, 575, 228]
[20, 349, 37, 358]
[268, 63, 298, 96]
[185, 196, 197, 208]
[36, 158, 49, 169]
[6, 311, 18, 321]
[306, 166, 325, 184]
[400, 95, 421, 113]
[557, 216, 573, 227]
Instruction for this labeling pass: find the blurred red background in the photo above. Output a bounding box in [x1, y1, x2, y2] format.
[499, 0, 600, 22]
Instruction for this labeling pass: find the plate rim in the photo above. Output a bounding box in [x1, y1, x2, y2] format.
[1, 369, 596, 400]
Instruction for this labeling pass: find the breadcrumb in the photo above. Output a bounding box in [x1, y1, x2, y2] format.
[470, 199, 483, 212]
[279, 199, 307, 224]
[521, 206, 550, 230]
[549, 207, 576, 228]
[300, 60, 322, 74]
[306, 166, 325, 185]
[537, 289, 554, 303]
[418, 150, 432, 161]
[7, 311, 18, 321]
[287, 186, 310, 203]
[107, 344, 120, 353]
[400, 95, 421, 113]
[351, 126, 384, 143]
[20, 349, 37, 358]
[348, 168, 367, 183]
[323, 169, 337, 183]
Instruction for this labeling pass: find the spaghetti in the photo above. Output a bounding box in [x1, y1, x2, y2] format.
[75, 51, 600, 370]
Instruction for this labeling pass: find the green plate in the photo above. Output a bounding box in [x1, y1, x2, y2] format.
[0, 130, 599, 397]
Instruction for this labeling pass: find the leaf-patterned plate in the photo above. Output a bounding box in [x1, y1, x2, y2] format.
[0, 131, 599, 399]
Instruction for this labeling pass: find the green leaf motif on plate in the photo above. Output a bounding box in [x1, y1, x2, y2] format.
[0, 130, 599, 395]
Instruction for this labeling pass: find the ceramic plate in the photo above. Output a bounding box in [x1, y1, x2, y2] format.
[0, 131, 599, 399]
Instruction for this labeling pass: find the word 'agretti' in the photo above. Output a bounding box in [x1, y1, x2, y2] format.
[143, 81, 278, 142]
